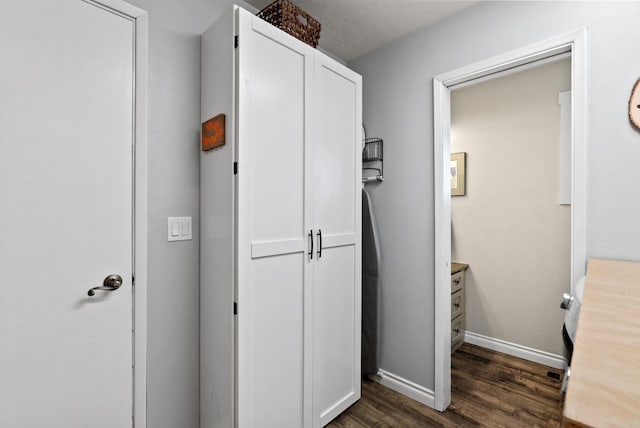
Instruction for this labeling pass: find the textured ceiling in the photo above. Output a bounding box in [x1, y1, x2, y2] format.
[245, 0, 477, 62]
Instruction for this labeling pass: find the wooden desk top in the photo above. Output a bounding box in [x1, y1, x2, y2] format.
[451, 263, 469, 275]
[563, 258, 640, 428]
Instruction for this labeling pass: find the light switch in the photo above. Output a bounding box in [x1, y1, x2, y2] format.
[181, 218, 192, 240]
[168, 216, 192, 242]
[171, 222, 180, 237]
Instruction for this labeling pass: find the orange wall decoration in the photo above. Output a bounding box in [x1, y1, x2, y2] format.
[202, 114, 225, 151]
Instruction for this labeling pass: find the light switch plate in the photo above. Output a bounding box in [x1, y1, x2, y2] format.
[168, 216, 192, 241]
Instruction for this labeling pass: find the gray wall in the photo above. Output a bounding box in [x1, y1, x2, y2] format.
[124, 1, 253, 427]
[349, 1, 640, 391]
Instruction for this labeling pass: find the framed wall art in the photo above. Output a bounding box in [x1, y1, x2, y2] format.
[451, 152, 466, 196]
[202, 113, 225, 151]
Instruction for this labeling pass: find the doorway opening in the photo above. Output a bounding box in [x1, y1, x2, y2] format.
[432, 28, 587, 411]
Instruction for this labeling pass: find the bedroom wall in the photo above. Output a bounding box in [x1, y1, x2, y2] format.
[451, 58, 571, 356]
[349, 1, 640, 391]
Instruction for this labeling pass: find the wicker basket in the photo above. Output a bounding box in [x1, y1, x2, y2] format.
[257, 0, 321, 48]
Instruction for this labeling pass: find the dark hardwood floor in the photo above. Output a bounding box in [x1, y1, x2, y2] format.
[328, 343, 565, 427]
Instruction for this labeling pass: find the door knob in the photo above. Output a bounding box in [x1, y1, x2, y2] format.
[88, 274, 123, 296]
[560, 292, 573, 310]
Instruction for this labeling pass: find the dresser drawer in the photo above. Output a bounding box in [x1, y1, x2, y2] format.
[451, 270, 464, 294]
[451, 314, 465, 351]
[451, 289, 464, 320]
[452, 336, 464, 353]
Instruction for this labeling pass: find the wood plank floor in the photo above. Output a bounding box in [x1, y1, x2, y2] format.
[328, 343, 565, 427]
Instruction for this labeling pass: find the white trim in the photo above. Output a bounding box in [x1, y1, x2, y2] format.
[438, 31, 575, 87]
[464, 331, 568, 370]
[433, 27, 587, 413]
[569, 29, 588, 296]
[90, 1, 149, 426]
[371, 370, 435, 408]
[132, 9, 149, 428]
[88, 0, 147, 17]
[432, 79, 451, 412]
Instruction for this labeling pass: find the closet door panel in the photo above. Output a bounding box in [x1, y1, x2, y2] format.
[314, 62, 357, 237]
[313, 246, 357, 420]
[312, 53, 362, 427]
[236, 9, 314, 428]
[248, 22, 306, 244]
[250, 254, 304, 427]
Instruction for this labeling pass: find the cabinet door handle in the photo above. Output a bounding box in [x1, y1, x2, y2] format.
[317, 229, 322, 258]
[308, 229, 313, 260]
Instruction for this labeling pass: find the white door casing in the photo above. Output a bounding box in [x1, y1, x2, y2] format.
[432, 28, 587, 411]
[0, 0, 148, 426]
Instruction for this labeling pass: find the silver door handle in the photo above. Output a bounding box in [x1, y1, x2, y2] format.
[88, 274, 123, 296]
[560, 292, 573, 310]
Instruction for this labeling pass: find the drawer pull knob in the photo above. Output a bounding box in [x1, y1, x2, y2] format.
[453, 278, 461, 285]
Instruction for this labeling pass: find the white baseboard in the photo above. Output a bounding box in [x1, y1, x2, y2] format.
[464, 331, 567, 369]
[370, 369, 435, 408]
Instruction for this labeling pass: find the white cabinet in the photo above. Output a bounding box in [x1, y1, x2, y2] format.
[200, 7, 362, 428]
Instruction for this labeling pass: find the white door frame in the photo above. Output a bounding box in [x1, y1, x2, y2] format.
[88, 1, 149, 426]
[432, 28, 587, 411]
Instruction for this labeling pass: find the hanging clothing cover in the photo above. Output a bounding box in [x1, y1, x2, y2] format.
[362, 188, 380, 375]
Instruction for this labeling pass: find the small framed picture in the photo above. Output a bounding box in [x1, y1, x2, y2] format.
[202, 113, 225, 151]
[451, 152, 466, 196]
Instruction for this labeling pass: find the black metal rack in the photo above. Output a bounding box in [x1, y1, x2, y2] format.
[362, 137, 384, 182]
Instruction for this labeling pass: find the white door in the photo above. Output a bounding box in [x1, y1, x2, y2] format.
[312, 53, 362, 427]
[235, 9, 314, 428]
[0, 1, 135, 426]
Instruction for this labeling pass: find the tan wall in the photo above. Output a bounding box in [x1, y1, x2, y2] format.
[451, 58, 571, 356]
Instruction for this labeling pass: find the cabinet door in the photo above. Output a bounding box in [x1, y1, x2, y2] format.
[312, 51, 362, 427]
[236, 9, 314, 428]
